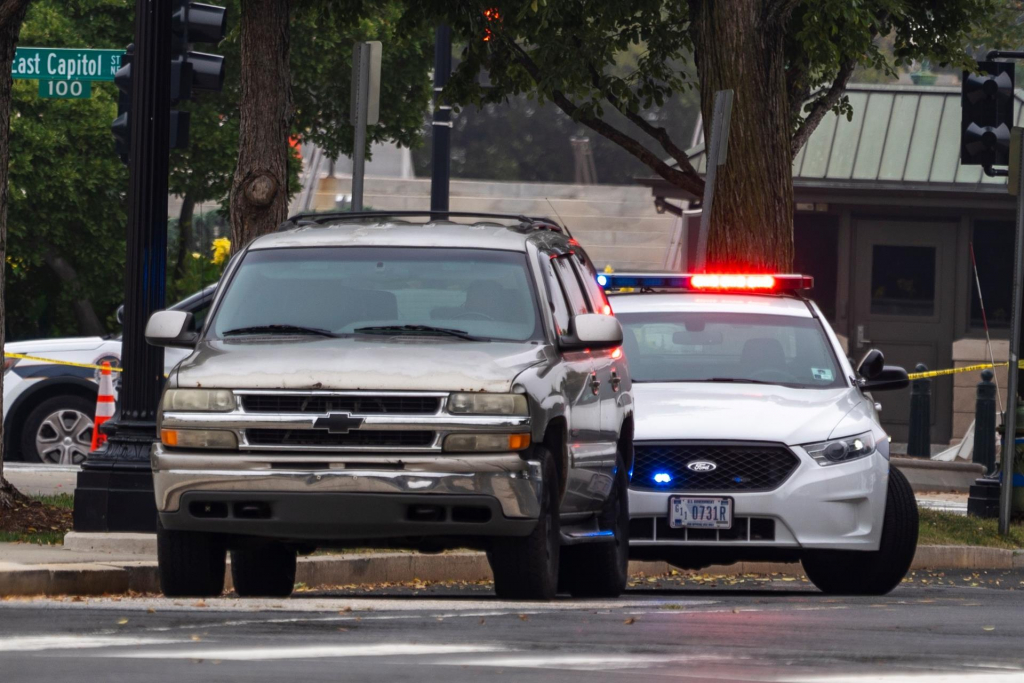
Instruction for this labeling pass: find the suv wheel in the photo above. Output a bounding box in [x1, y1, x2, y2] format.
[21, 395, 94, 465]
[157, 521, 226, 598]
[801, 467, 919, 595]
[231, 543, 297, 598]
[558, 448, 629, 597]
[488, 445, 560, 600]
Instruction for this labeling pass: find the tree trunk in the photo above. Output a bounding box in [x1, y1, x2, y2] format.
[174, 192, 196, 279]
[43, 249, 106, 336]
[690, 0, 796, 272]
[0, 0, 31, 498]
[229, 0, 291, 251]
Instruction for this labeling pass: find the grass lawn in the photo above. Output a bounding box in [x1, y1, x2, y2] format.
[918, 509, 1024, 550]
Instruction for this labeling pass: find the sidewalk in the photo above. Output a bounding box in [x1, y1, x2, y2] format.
[2, 535, 1021, 598]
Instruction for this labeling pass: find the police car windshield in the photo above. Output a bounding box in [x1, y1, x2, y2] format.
[617, 311, 844, 389]
[209, 247, 544, 343]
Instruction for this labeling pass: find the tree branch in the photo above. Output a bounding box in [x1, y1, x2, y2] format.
[0, 0, 29, 33]
[789, 57, 856, 156]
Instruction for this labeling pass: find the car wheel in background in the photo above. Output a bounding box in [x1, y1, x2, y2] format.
[801, 467, 919, 595]
[21, 395, 95, 465]
[558, 447, 630, 598]
[231, 543, 297, 598]
[488, 445, 560, 600]
[157, 521, 226, 598]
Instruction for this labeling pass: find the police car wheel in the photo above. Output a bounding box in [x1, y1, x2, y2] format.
[557, 448, 630, 598]
[231, 544, 297, 598]
[157, 521, 226, 598]
[21, 395, 95, 465]
[801, 467, 919, 596]
[488, 446, 560, 601]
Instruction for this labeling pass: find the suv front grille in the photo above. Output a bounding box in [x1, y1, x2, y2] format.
[245, 429, 435, 448]
[632, 442, 799, 492]
[240, 394, 440, 415]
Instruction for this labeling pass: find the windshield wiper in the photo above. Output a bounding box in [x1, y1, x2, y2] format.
[223, 324, 337, 338]
[353, 324, 481, 341]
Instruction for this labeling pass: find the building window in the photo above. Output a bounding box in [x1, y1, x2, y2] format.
[970, 221, 1014, 329]
[870, 245, 936, 317]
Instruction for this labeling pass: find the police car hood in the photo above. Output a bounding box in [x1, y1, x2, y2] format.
[174, 336, 546, 393]
[633, 382, 862, 446]
[5, 336, 107, 354]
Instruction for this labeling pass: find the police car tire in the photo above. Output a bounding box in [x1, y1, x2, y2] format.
[801, 467, 919, 596]
[157, 521, 226, 598]
[488, 446, 560, 601]
[21, 395, 95, 464]
[231, 544, 297, 598]
[558, 449, 629, 598]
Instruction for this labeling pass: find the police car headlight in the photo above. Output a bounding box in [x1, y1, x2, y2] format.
[448, 393, 528, 416]
[804, 432, 876, 466]
[161, 389, 236, 412]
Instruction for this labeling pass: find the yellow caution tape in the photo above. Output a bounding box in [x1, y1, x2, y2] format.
[907, 361, 1024, 380]
[4, 352, 123, 372]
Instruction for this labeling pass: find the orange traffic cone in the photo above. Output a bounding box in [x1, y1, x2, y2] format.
[91, 361, 116, 451]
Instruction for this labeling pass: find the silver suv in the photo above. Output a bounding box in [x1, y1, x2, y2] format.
[146, 212, 634, 601]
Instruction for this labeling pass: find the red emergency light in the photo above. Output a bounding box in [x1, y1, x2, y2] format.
[599, 272, 813, 293]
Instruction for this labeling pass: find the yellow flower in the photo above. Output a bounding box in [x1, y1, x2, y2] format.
[211, 237, 231, 265]
[192, 252, 202, 260]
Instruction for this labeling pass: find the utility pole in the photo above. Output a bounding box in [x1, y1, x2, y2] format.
[429, 25, 451, 216]
[350, 41, 381, 212]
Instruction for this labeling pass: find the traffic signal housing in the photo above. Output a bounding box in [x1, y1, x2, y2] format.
[961, 61, 1015, 168]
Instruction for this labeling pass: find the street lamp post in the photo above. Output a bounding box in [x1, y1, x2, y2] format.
[72, 0, 170, 532]
[429, 24, 451, 216]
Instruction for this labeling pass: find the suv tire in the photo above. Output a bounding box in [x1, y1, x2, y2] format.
[802, 467, 918, 596]
[558, 448, 629, 597]
[157, 521, 226, 598]
[231, 544, 297, 598]
[488, 445, 560, 600]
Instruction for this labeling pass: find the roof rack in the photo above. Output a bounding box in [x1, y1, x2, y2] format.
[281, 210, 572, 239]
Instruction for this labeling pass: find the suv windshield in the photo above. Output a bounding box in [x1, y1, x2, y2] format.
[618, 311, 844, 389]
[209, 247, 544, 342]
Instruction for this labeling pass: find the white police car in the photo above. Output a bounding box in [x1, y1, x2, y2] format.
[3, 286, 216, 464]
[604, 273, 918, 595]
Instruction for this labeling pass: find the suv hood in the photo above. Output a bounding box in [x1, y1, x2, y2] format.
[5, 336, 107, 354]
[633, 382, 863, 446]
[175, 336, 547, 393]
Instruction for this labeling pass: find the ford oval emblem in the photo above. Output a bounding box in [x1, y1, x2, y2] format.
[686, 460, 717, 472]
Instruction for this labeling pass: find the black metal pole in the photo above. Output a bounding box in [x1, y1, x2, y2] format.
[429, 24, 451, 216]
[73, 0, 169, 532]
[974, 369, 997, 474]
[907, 364, 932, 457]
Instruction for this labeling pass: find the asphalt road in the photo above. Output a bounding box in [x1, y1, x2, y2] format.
[1, 570, 1021, 682]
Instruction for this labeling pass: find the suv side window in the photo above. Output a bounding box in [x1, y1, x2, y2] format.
[571, 254, 610, 314]
[552, 257, 589, 315]
[541, 257, 572, 336]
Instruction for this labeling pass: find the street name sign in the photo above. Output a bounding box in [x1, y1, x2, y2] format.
[38, 80, 92, 99]
[12, 48, 123, 81]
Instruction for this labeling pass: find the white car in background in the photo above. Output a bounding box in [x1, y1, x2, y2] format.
[3, 286, 216, 465]
[604, 272, 918, 595]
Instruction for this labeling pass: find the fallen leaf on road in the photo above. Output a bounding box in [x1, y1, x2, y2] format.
[339, 606, 352, 613]
[147, 608, 156, 614]
[117, 618, 128, 625]
[983, 626, 995, 631]
[518, 614, 529, 621]
[479, 618, 486, 625]
[623, 617, 636, 625]
[190, 635, 202, 642]
[192, 600, 208, 608]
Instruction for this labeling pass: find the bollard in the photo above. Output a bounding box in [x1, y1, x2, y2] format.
[973, 369, 997, 474]
[907, 363, 931, 457]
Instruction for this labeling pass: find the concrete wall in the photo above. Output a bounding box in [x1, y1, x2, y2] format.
[310, 175, 681, 271]
[951, 338, 1008, 442]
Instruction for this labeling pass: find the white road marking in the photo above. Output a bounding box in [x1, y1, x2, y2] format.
[789, 674, 1023, 683]
[443, 653, 738, 671]
[102, 643, 506, 660]
[0, 635, 183, 652]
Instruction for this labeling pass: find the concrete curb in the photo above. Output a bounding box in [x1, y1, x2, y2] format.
[892, 457, 985, 493]
[1, 545, 1020, 598]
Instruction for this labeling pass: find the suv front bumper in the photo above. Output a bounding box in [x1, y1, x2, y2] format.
[151, 445, 543, 540]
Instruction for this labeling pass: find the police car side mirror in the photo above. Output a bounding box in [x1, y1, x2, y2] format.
[145, 310, 199, 349]
[860, 366, 909, 392]
[559, 313, 623, 351]
[857, 349, 885, 380]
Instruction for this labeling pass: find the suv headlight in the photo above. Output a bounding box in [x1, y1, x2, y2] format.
[161, 389, 235, 412]
[803, 431, 876, 466]
[448, 393, 528, 416]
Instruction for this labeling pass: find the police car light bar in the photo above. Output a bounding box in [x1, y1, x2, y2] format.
[598, 272, 814, 292]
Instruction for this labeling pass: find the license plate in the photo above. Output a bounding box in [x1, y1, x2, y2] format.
[669, 496, 733, 529]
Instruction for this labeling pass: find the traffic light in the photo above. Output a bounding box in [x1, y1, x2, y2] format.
[170, 1, 227, 149]
[961, 61, 1015, 168]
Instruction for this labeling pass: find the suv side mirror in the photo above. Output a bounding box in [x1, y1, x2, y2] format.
[857, 349, 885, 380]
[861, 366, 910, 392]
[559, 313, 623, 351]
[146, 310, 198, 349]
[116, 304, 125, 326]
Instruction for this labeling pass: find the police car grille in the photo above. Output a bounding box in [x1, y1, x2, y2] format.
[246, 429, 435, 448]
[240, 394, 440, 415]
[632, 442, 799, 492]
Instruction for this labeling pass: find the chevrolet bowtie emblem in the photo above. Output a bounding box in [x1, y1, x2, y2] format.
[313, 413, 365, 434]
